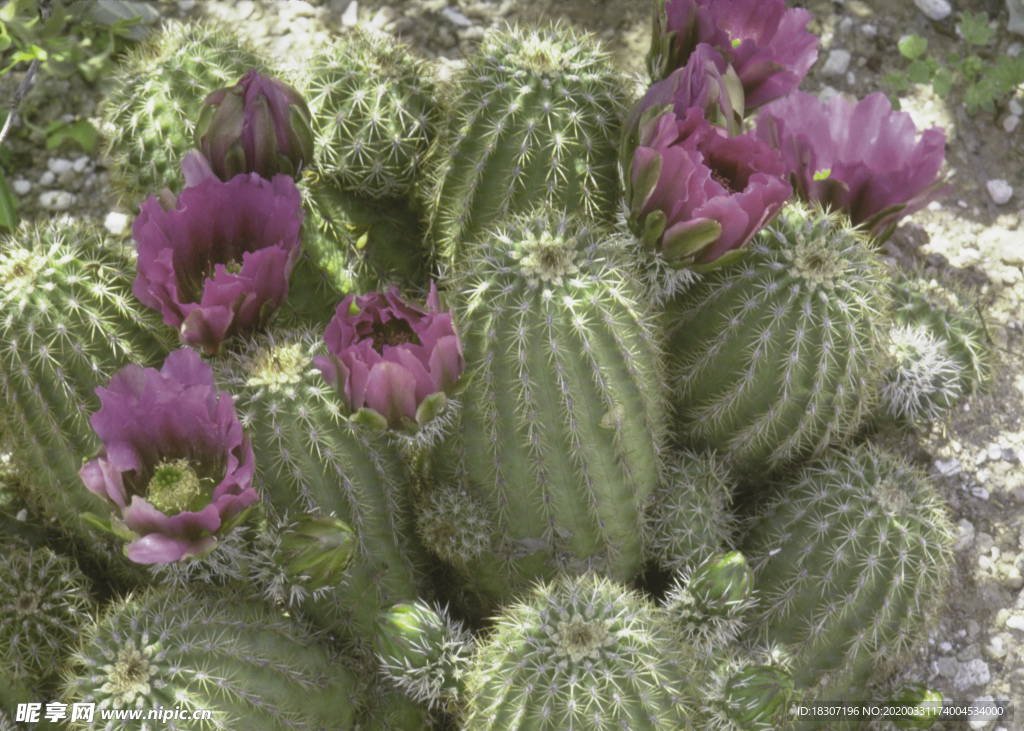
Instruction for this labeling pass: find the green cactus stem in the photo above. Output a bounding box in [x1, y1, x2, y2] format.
[664, 203, 891, 476]
[433, 212, 665, 609]
[61, 587, 358, 730]
[741, 445, 955, 709]
[462, 574, 695, 731]
[422, 24, 630, 269]
[99, 21, 271, 204]
[1, 221, 175, 581]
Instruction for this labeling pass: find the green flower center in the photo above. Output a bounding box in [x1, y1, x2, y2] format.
[100, 639, 158, 709]
[515, 231, 580, 286]
[225, 259, 243, 274]
[146, 458, 211, 515]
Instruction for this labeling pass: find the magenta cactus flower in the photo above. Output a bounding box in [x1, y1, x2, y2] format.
[632, 43, 744, 133]
[314, 283, 465, 430]
[754, 91, 952, 238]
[649, 0, 818, 110]
[79, 349, 257, 564]
[194, 68, 315, 181]
[625, 106, 791, 269]
[132, 171, 304, 355]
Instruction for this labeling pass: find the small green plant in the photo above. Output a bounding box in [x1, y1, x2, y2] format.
[885, 12, 1024, 114]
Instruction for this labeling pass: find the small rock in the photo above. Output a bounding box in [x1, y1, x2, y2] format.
[1004, 115, 1021, 133]
[368, 6, 396, 29]
[178, 0, 195, 11]
[954, 519, 975, 551]
[939, 641, 953, 653]
[968, 697, 999, 729]
[442, 5, 473, 27]
[39, 170, 56, 187]
[38, 190, 75, 211]
[1011, 43, 1024, 57]
[935, 457, 962, 476]
[861, 24, 878, 36]
[914, 0, 952, 20]
[821, 49, 852, 76]
[1011, 99, 1024, 116]
[72, 156, 89, 173]
[104, 212, 129, 236]
[48, 157, 74, 175]
[1004, 613, 1024, 631]
[341, 0, 358, 26]
[936, 655, 958, 678]
[847, 0, 873, 17]
[983, 635, 1006, 660]
[839, 17, 854, 34]
[16, 508, 27, 521]
[1002, 447, 1018, 462]
[953, 659, 990, 691]
[11, 179, 31, 195]
[972, 486, 990, 500]
[235, 0, 254, 19]
[989, 444, 1005, 461]
[986, 179, 1014, 205]
[957, 642, 981, 661]
[967, 619, 981, 640]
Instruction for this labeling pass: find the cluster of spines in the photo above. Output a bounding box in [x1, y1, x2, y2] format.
[99, 21, 269, 203]
[60, 587, 358, 731]
[0, 221, 174, 579]
[643, 448, 736, 573]
[0, 540, 93, 685]
[880, 323, 964, 423]
[435, 212, 666, 607]
[422, 24, 630, 269]
[461, 574, 694, 731]
[740, 444, 955, 698]
[303, 29, 438, 199]
[665, 203, 891, 475]
[211, 327, 428, 645]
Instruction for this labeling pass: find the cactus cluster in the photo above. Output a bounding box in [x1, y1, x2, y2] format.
[1, 2, 987, 729]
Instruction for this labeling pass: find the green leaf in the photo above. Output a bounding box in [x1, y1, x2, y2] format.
[907, 59, 933, 84]
[932, 68, 953, 98]
[0, 167, 18, 235]
[44, 118, 98, 153]
[883, 71, 910, 92]
[958, 11, 994, 46]
[898, 35, 928, 60]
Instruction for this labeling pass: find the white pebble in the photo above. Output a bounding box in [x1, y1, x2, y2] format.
[972, 486, 990, 500]
[16, 508, 27, 521]
[914, 0, 952, 20]
[104, 211, 129, 236]
[954, 519, 975, 551]
[39, 170, 55, 187]
[341, 0, 358, 26]
[939, 641, 953, 653]
[178, 0, 195, 10]
[989, 444, 1004, 461]
[935, 457, 962, 476]
[38, 190, 75, 211]
[821, 49, 852, 76]
[861, 24, 878, 37]
[442, 5, 473, 27]
[73, 156, 89, 173]
[1005, 115, 1021, 133]
[986, 179, 1014, 205]
[47, 157, 74, 175]
[839, 16, 854, 34]
[953, 658, 990, 691]
[11, 179, 31, 195]
[968, 697, 999, 729]
[1011, 99, 1024, 116]
[1005, 613, 1024, 631]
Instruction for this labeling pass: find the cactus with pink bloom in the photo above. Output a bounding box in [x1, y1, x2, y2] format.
[623, 105, 791, 270]
[194, 68, 315, 182]
[78, 348, 258, 564]
[314, 282, 465, 432]
[647, 0, 819, 110]
[132, 169, 304, 355]
[754, 91, 952, 240]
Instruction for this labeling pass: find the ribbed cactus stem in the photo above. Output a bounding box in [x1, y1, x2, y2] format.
[664, 203, 891, 475]
[463, 574, 695, 731]
[61, 587, 358, 730]
[423, 24, 629, 268]
[211, 327, 428, 645]
[1, 221, 174, 580]
[100, 21, 271, 203]
[434, 213, 665, 607]
[741, 445, 955, 697]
